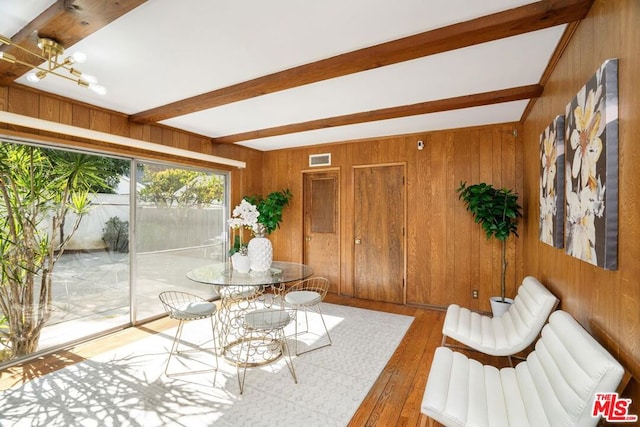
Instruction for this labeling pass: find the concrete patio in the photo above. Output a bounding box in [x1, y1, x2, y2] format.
[36, 245, 225, 351]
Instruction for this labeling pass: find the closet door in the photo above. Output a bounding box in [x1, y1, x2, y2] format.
[303, 170, 340, 293]
[353, 163, 405, 304]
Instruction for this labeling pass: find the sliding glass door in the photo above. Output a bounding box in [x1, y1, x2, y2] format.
[0, 138, 229, 366]
[134, 160, 227, 321]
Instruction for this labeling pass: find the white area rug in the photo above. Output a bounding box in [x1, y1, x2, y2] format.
[0, 303, 413, 427]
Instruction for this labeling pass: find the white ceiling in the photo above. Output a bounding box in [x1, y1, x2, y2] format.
[1, 0, 567, 151]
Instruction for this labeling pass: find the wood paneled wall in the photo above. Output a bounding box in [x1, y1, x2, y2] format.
[262, 123, 524, 311]
[0, 86, 263, 206]
[522, 0, 639, 406]
[3, 0, 636, 408]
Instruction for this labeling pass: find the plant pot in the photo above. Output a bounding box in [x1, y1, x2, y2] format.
[231, 253, 251, 273]
[247, 236, 273, 272]
[490, 296, 514, 317]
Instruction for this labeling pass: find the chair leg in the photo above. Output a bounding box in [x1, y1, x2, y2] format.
[237, 331, 252, 394]
[165, 317, 218, 377]
[294, 308, 300, 356]
[292, 307, 312, 354]
[279, 328, 297, 384]
[210, 315, 219, 371]
[165, 320, 184, 376]
[294, 304, 332, 356]
[316, 303, 332, 347]
[237, 327, 297, 394]
[290, 307, 304, 355]
[303, 307, 310, 333]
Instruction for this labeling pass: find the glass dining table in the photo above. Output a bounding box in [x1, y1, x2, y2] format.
[187, 261, 313, 289]
[187, 261, 314, 365]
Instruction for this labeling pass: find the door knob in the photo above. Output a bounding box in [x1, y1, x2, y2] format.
[355, 237, 362, 244]
[305, 236, 311, 241]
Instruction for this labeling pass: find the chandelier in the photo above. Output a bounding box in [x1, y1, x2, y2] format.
[0, 34, 106, 95]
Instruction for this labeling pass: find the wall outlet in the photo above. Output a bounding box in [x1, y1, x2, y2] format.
[472, 289, 479, 299]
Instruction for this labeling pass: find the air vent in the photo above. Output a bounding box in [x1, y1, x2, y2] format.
[309, 153, 331, 167]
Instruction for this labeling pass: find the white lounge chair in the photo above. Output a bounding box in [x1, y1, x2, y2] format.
[422, 310, 625, 427]
[442, 276, 558, 363]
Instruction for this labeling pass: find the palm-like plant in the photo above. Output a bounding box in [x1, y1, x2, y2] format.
[456, 182, 522, 302]
[0, 144, 108, 357]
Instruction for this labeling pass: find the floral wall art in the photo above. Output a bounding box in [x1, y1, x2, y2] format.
[539, 115, 565, 248]
[564, 58, 619, 270]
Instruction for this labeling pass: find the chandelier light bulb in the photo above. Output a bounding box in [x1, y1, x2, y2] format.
[71, 51, 87, 64]
[0, 33, 103, 94]
[0, 52, 16, 63]
[27, 72, 42, 82]
[89, 83, 107, 96]
[82, 74, 98, 84]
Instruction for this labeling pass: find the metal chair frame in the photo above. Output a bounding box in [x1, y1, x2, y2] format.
[158, 290, 218, 377]
[284, 277, 332, 355]
[237, 308, 297, 394]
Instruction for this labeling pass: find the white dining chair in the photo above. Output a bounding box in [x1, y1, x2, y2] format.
[237, 308, 297, 394]
[284, 277, 332, 355]
[158, 290, 218, 377]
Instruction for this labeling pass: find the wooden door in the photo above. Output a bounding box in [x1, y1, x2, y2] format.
[303, 171, 340, 293]
[353, 164, 405, 303]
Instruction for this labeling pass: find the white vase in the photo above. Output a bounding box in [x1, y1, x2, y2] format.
[247, 236, 273, 272]
[231, 253, 251, 273]
[489, 296, 514, 317]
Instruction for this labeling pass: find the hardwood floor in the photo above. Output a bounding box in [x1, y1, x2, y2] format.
[0, 294, 509, 426]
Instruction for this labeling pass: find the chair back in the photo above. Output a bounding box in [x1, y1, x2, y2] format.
[499, 276, 559, 350]
[159, 291, 211, 319]
[526, 310, 624, 426]
[288, 277, 330, 299]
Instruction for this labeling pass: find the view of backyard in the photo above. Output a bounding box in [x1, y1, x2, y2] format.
[0, 140, 230, 365]
[39, 246, 224, 350]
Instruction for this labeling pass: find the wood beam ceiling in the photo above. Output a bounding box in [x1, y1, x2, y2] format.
[0, 0, 148, 86]
[131, 0, 593, 126]
[520, 20, 581, 122]
[1, 0, 593, 146]
[213, 85, 543, 144]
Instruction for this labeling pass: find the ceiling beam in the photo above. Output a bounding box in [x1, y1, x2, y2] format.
[520, 20, 580, 122]
[0, 0, 148, 86]
[131, 0, 593, 124]
[212, 84, 543, 144]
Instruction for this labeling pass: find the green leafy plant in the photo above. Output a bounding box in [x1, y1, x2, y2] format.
[0, 144, 107, 357]
[0, 314, 9, 361]
[228, 235, 248, 257]
[244, 189, 293, 235]
[102, 216, 129, 253]
[456, 182, 522, 302]
[139, 169, 224, 207]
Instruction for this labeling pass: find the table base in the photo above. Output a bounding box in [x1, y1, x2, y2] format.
[223, 336, 284, 367]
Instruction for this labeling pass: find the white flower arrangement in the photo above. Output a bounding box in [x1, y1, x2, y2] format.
[228, 199, 259, 230]
[227, 199, 259, 256]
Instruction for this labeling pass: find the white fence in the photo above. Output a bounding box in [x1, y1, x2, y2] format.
[61, 194, 226, 252]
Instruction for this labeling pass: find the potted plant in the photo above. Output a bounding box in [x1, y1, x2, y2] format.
[227, 199, 258, 272]
[243, 189, 292, 271]
[244, 189, 293, 234]
[102, 216, 129, 253]
[456, 182, 522, 317]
